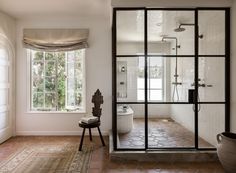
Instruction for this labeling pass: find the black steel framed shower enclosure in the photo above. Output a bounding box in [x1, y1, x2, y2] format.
[112, 7, 230, 151]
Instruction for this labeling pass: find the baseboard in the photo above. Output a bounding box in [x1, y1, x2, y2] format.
[15, 130, 109, 136]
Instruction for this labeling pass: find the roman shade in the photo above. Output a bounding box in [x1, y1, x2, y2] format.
[23, 29, 89, 51]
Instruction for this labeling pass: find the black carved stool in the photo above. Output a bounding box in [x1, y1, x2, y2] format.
[78, 89, 105, 151]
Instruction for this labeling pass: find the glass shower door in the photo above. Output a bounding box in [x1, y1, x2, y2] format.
[198, 10, 228, 149]
[115, 10, 145, 149]
[147, 10, 196, 149]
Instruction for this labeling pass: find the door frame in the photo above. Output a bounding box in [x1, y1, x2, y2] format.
[0, 34, 15, 143]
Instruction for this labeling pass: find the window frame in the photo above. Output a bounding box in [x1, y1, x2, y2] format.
[27, 49, 86, 113]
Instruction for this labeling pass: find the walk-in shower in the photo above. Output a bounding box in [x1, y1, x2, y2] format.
[113, 8, 230, 151]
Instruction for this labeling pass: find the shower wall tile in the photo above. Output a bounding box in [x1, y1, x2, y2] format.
[199, 11, 225, 55]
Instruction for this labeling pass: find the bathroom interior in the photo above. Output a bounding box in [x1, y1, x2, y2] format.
[114, 9, 228, 150]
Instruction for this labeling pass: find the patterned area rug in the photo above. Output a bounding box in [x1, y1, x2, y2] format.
[0, 143, 92, 173]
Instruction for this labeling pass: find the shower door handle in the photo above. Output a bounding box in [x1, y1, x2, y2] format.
[188, 89, 195, 103]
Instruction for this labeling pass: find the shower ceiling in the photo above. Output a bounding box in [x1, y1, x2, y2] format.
[117, 10, 194, 43]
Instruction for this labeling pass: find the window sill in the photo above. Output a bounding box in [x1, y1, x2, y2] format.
[27, 111, 86, 114]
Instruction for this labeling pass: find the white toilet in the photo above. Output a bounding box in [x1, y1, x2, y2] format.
[117, 105, 134, 133]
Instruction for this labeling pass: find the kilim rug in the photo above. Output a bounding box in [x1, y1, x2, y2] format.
[0, 143, 92, 173]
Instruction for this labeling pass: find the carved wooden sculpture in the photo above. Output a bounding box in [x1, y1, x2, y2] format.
[78, 89, 105, 151]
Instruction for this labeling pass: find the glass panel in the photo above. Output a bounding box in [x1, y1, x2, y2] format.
[0, 111, 9, 130]
[117, 57, 144, 102]
[199, 11, 225, 55]
[32, 61, 44, 77]
[198, 57, 225, 102]
[198, 104, 225, 148]
[45, 52, 55, 60]
[171, 57, 195, 102]
[147, 56, 194, 102]
[32, 51, 43, 60]
[148, 10, 194, 55]
[45, 77, 56, 92]
[116, 10, 144, 55]
[32, 77, 44, 92]
[45, 61, 56, 76]
[65, 50, 84, 110]
[0, 89, 8, 105]
[148, 56, 163, 101]
[0, 65, 8, 83]
[149, 90, 162, 101]
[117, 104, 145, 149]
[148, 104, 194, 148]
[45, 93, 56, 109]
[33, 93, 44, 108]
[66, 92, 82, 109]
[56, 52, 66, 64]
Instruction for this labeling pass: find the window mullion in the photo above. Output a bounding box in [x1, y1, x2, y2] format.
[65, 52, 68, 109]
[30, 50, 33, 110]
[55, 52, 59, 111]
[74, 52, 76, 109]
[43, 52, 46, 110]
[148, 58, 150, 101]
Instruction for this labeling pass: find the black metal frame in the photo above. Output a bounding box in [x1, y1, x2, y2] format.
[112, 7, 230, 151]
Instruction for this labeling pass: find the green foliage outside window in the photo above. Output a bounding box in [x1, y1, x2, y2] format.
[31, 50, 84, 111]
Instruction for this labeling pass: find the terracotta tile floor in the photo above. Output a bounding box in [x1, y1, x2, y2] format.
[0, 136, 224, 173]
[118, 118, 212, 148]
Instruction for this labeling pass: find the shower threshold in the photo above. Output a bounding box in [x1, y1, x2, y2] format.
[109, 132, 218, 162]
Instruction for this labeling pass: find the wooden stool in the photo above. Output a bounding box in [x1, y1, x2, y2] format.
[78, 89, 105, 151]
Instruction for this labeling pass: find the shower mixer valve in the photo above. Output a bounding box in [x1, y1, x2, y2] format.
[172, 82, 182, 85]
[191, 81, 213, 87]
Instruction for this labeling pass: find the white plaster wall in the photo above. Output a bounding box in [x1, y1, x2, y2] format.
[0, 12, 16, 45]
[13, 0, 236, 137]
[15, 17, 111, 135]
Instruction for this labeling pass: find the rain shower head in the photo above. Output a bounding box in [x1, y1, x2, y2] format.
[174, 27, 186, 32]
[174, 23, 194, 32]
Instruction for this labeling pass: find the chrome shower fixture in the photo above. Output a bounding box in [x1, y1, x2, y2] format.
[199, 34, 204, 39]
[161, 36, 182, 101]
[174, 23, 195, 32]
[161, 36, 181, 48]
[174, 23, 204, 39]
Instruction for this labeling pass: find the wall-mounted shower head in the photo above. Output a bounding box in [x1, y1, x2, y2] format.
[174, 23, 195, 32]
[174, 27, 186, 32]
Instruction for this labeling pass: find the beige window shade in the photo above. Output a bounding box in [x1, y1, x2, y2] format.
[23, 29, 89, 51]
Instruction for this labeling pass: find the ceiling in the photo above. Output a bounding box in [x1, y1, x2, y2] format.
[0, 0, 111, 19]
[117, 10, 194, 42]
